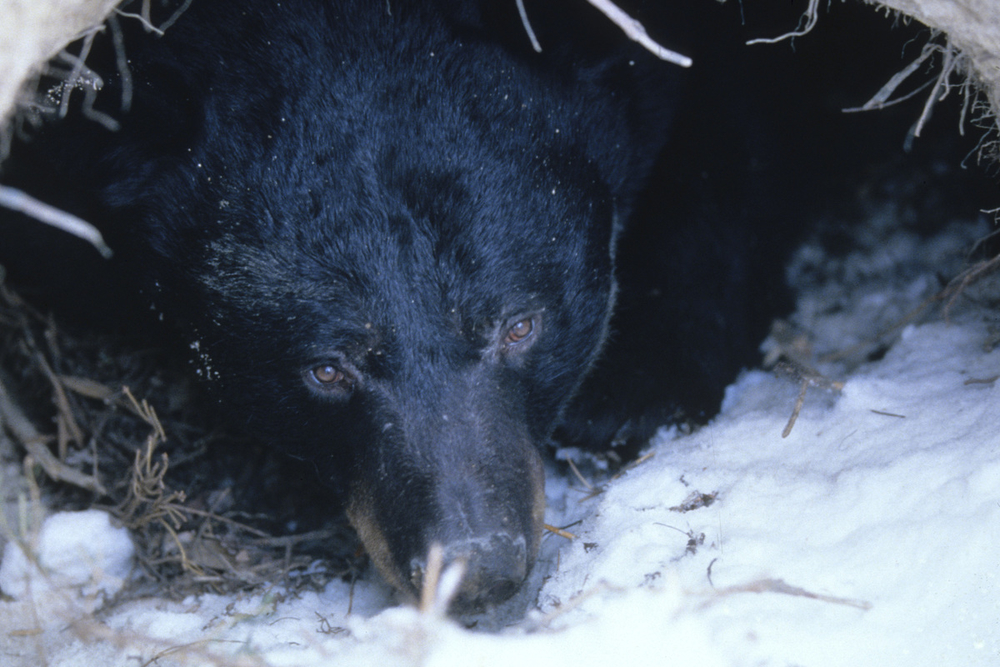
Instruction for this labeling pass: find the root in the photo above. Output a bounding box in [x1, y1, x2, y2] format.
[517, 0, 691, 67]
[0, 185, 112, 258]
[583, 0, 691, 67]
[746, 0, 821, 45]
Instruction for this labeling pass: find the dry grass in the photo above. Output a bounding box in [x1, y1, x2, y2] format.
[0, 279, 365, 607]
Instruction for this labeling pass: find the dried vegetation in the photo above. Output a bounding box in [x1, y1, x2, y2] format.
[0, 279, 364, 604]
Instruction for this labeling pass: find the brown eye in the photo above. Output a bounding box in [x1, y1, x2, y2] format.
[504, 318, 534, 345]
[312, 364, 344, 384]
[304, 361, 356, 398]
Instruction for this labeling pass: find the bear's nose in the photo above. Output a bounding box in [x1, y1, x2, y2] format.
[410, 534, 527, 613]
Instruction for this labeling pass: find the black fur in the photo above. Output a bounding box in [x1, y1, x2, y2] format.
[0, 0, 788, 612]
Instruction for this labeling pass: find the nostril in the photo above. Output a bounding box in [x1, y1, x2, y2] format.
[446, 534, 528, 610]
[408, 535, 528, 612]
[485, 578, 518, 603]
[409, 559, 425, 593]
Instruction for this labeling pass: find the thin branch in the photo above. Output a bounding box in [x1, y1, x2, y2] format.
[0, 376, 108, 495]
[746, 0, 820, 45]
[709, 577, 872, 611]
[773, 360, 843, 438]
[157, 0, 196, 33]
[842, 43, 940, 112]
[0, 185, 113, 258]
[108, 16, 133, 113]
[911, 42, 962, 139]
[516, 0, 542, 53]
[114, 9, 165, 35]
[584, 0, 692, 67]
[940, 252, 1000, 320]
[58, 30, 99, 119]
[543, 523, 577, 539]
[53, 35, 121, 131]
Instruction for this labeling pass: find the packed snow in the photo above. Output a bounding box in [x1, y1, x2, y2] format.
[0, 508, 133, 609]
[1, 206, 999, 665]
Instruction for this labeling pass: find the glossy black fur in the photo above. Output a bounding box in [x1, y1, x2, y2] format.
[3, 0, 678, 611]
[0, 0, 795, 612]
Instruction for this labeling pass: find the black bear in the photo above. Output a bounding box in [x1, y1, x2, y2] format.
[1, 0, 785, 612]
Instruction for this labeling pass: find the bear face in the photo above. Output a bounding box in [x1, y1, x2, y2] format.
[161, 93, 622, 609]
[8, 0, 667, 612]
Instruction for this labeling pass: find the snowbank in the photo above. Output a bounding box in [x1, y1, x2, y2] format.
[0, 509, 133, 608]
[3, 230, 998, 665]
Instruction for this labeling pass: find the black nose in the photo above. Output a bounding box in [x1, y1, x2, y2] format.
[411, 534, 528, 613]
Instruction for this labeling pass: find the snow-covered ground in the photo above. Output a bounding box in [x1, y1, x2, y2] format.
[1, 201, 999, 665]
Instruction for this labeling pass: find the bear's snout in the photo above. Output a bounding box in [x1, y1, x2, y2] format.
[347, 437, 545, 613]
[409, 533, 529, 611]
[346, 368, 547, 613]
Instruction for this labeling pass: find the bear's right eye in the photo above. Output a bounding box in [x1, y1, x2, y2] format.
[313, 364, 344, 384]
[304, 362, 356, 398]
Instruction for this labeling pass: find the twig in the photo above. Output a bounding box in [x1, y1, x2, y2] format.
[565, 457, 594, 491]
[0, 376, 108, 495]
[114, 9, 166, 35]
[54, 28, 105, 121]
[516, 0, 541, 53]
[529, 580, 616, 628]
[0, 185, 113, 258]
[33, 352, 85, 448]
[244, 526, 335, 544]
[52, 43, 120, 132]
[107, 15, 133, 113]
[911, 42, 962, 139]
[940, 252, 1000, 320]
[584, 0, 691, 67]
[418, 543, 465, 615]
[773, 360, 843, 438]
[610, 450, 655, 481]
[746, 0, 820, 45]
[156, 0, 195, 33]
[708, 577, 872, 611]
[842, 38, 971, 144]
[964, 375, 999, 386]
[544, 523, 577, 540]
[842, 44, 940, 112]
[782, 379, 809, 438]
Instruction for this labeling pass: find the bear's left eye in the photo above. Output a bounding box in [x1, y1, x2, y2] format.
[502, 315, 538, 351]
[505, 318, 533, 344]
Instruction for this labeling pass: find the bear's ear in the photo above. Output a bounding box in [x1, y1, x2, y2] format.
[440, 0, 678, 207]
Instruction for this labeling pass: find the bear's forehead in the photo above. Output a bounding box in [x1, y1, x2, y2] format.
[199, 222, 583, 321]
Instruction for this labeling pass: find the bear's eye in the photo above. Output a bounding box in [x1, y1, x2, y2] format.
[312, 364, 344, 384]
[503, 317, 535, 347]
[304, 362, 356, 398]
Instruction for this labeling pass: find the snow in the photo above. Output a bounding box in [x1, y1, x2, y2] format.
[543, 320, 1000, 665]
[0, 509, 134, 609]
[2, 210, 999, 665]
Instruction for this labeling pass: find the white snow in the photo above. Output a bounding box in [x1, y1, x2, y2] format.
[0, 509, 134, 610]
[541, 319, 1000, 665]
[2, 209, 999, 665]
